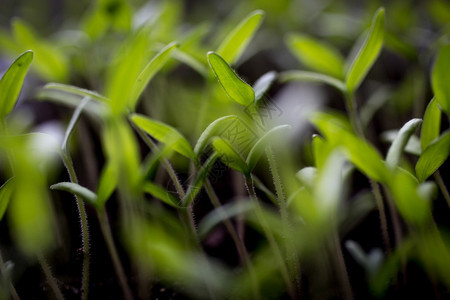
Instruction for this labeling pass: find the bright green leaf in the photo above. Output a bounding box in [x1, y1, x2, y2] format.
[386, 118, 422, 169]
[278, 70, 346, 93]
[207, 52, 255, 106]
[217, 10, 265, 65]
[286, 33, 345, 79]
[421, 98, 441, 151]
[212, 137, 249, 176]
[416, 131, 450, 182]
[345, 8, 385, 94]
[0, 51, 33, 118]
[0, 178, 15, 220]
[142, 182, 181, 208]
[131, 113, 195, 160]
[194, 115, 239, 156]
[432, 45, 450, 115]
[312, 134, 332, 169]
[128, 42, 179, 110]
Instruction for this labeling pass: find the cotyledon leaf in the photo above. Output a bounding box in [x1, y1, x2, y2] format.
[216, 10, 265, 65]
[278, 70, 346, 93]
[416, 131, 450, 182]
[42, 83, 110, 103]
[253, 71, 277, 102]
[142, 182, 181, 208]
[432, 44, 450, 115]
[194, 115, 239, 156]
[421, 98, 441, 151]
[212, 137, 249, 176]
[0, 178, 15, 220]
[207, 52, 255, 106]
[0, 50, 33, 118]
[51, 182, 98, 208]
[131, 113, 195, 160]
[345, 8, 385, 94]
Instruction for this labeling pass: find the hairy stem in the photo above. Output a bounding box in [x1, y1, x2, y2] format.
[98, 209, 134, 300]
[37, 253, 64, 300]
[61, 153, 90, 300]
[245, 176, 295, 299]
[332, 233, 354, 300]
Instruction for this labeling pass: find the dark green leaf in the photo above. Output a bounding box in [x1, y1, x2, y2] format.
[386, 118, 422, 169]
[131, 113, 195, 160]
[286, 33, 345, 79]
[207, 52, 255, 106]
[0, 50, 33, 118]
[345, 8, 385, 94]
[432, 45, 450, 115]
[421, 98, 441, 150]
[416, 131, 450, 182]
[216, 10, 265, 65]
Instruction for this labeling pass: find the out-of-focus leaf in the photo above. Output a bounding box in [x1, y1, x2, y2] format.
[0, 178, 15, 220]
[42, 83, 110, 103]
[246, 125, 291, 170]
[207, 52, 255, 106]
[278, 70, 346, 93]
[194, 115, 239, 156]
[345, 8, 384, 94]
[381, 130, 421, 156]
[12, 19, 68, 81]
[61, 97, 90, 152]
[253, 71, 277, 102]
[128, 42, 178, 110]
[432, 45, 450, 115]
[386, 118, 422, 169]
[51, 182, 98, 208]
[131, 114, 195, 160]
[216, 10, 265, 65]
[360, 87, 391, 128]
[142, 182, 181, 208]
[312, 134, 331, 169]
[172, 49, 209, 77]
[415, 131, 450, 182]
[286, 33, 345, 79]
[389, 170, 431, 224]
[212, 137, 249, 176]
[296, 167, 317, 188]
[0, 51, 33, 118]
[345, 240, 383, 276]
[97, 162, 117, 207]
[421, 98, 441, 151]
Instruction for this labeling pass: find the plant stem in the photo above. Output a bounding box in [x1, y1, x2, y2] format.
[245, 176, 295, 299]
[61, 153, 90, 300]
[204, 179, 260, 299]
[332, 232, 354, 300]
[0, 251, 20, 300]
[97, 209, 134, 300]
[37, 253, 64, 300]
[434, 171, 450, 208]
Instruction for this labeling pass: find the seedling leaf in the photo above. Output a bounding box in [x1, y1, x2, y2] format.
[278, 70, 346, 93]
[253, 71, 277, 102]
[142, 182, 181, 208]
[97, 162, 117, 207]
[194, 115, 239, 156]
[42, 83, 110, 103]
[51, 182, 98, 208]
[421, 98, 441, 151]
[131, 113, 195, 159]
[386, 118, 422, 169]
[212, 137, 249, 176]
[286, 33, 345, 79]
[62, 97, 90, 152]
[128, 42, 179, 110]
[345, 8, 384, 94]
[0, 178, 15, 220]
[0, 50, 33, 118]
[217, 10, 265, 65]
[432, 45, 450, 115]
[416, 131, 450, 182]
[207, 52, 255, 106]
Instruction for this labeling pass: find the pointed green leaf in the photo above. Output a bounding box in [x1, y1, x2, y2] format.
[97, 162, 117, 207]
[246, 125, 291, 170]
[312, 134, 331, 169]
[217, 10, 265, 65]
[386, 118, 422, 169]
[0, 50, 33, 118]
[286, 33, 345, 79]
[345, 8, 385, 94]
[142, 182, 181, 208]
[212, 137, 249, 175]
[128, 42, 179, 110]
[416, 131, 450, 182]
[62, 97, 90, 152]
[194, 115, 239, 156]
[51, 182, 98, 208]
[278, 70, 346, 93]
[42, 83, 110, 103]
[381, 130, 421, 156]
[253, 71, 277, 102]
[131, 113, 195, 159]
[421, 98, 441, 151]
[0, 178, 15, 220]
[207, 52, 255, 106]
[432, 45, 450, 115]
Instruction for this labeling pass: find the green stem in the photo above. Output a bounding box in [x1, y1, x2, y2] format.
[37, 253, 64, 300]
[245, 176, 295, 299]
[97, 209, 134, 300]
[0, 251, 20, 300]
[332, 232, 354, 300]
[61, 153, 90, 300]
[434, 171, 450, 208]
[204, 180, 260, 299]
